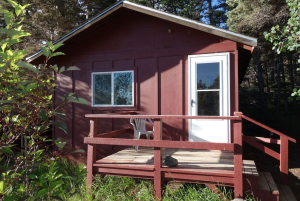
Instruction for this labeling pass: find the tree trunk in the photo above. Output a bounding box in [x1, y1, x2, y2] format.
[265, 67, 270, 93]
[271, 65, 276, 106]
[256, 52, 267, 120]
[152, 0, 155, 8]
[86, 0, 92, 20]
[55, 0, 66, 17]
[289, 55, 297, 110]
[280, 56, 289, 112]
[276, 56, 281, 120]
[206, 0, 215, 25]
[271, 67, 275, 82]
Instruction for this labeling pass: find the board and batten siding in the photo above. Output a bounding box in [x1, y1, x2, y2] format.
[52, 10, 238, 158]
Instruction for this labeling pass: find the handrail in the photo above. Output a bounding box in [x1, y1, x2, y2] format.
[241, 114, 295, 185]
[243, 135, 280, 160]
[94, 128, 132, 138]
[85, 112, 244, 198]
[85, 114, 241, 120]
[242, 115, 296, 143]
[84, 137, 235, 150]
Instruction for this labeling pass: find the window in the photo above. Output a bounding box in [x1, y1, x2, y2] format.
[196, 62, 220, 116]
[92, 71, 134, 107]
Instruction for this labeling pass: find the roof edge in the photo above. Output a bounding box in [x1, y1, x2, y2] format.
[26, 0, 257, 63]
[26, 0, 125, 62]
[123, 1, 257, 47]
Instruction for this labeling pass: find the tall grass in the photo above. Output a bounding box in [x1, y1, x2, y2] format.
[43, 158, 260, 201]
[66, 175, 233, 201]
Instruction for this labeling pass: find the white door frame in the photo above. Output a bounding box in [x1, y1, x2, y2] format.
[188, 52, 230, 143]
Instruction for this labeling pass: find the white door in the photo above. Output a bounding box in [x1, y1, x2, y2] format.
[188, 53, 230, 143]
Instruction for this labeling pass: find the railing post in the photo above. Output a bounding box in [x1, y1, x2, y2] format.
[153, 118, 162, 200]
[233, 112, 243, 199]
[87, 118, 97, 191]
[280, 136, 289, 185]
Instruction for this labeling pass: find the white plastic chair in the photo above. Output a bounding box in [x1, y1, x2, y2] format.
[130, 118, 154, 152]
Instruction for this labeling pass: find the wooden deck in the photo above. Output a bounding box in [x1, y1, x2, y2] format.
[85, 113, 296, 200]
[95, 147, 258, 176]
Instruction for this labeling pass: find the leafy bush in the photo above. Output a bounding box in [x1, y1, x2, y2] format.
[0, 0, 87, 200]
[264, 0, 300, 96]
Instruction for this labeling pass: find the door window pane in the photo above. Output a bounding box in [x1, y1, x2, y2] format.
[197, 63, 220, 90]
[114, 72, 133, 105]
[197, 91, 219, 116]
[94, 74, 111, 104]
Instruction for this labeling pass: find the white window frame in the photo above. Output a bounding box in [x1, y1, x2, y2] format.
[91, 70, 134, 107]
[195, 60, 223, 116]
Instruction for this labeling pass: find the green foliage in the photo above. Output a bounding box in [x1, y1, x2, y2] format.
[0, 0, 119, 54]
[0, 156, 87, 201]
[264, 0, 300, 96]
[1, 152, 260, 200]
[0, 1, 88, 200]
[226, 0, 289, 36]
[264, 0, 300, 59]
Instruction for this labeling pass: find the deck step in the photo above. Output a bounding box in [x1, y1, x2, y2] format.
[255, 172, 279, 201]
[258, 172, 279, 194]
[277, 185, 297, 201]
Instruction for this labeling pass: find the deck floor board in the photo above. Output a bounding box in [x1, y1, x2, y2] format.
[95, 147, 257, 175]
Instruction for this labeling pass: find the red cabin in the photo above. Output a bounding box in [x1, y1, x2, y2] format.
[28, 1, 296, 200]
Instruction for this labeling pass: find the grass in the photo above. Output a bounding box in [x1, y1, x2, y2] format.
[1, 156, 259, 200]
[66, 175, 232, 201]
[54, 158, 259, 201]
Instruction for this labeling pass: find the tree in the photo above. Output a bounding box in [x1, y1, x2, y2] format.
[204, 0, 229, 27]
[264, 0, 300, 96]
[264, 0, 300, 60]
[0, 0, 117, 54]
[0, 0, 231, 56]
[130, 0, 229, 26]
[130, 0, 206, 21]
[226, 0, 299, 119]
[0, 1, 87, 199]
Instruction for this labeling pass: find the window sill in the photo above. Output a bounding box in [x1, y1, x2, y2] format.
[91, 106, 138, 111]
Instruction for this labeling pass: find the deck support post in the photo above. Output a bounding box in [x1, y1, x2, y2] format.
[87, 118, 97, 192]
[233, 112, 243, 199]
[154, 118, 162, 200]
[280, 136, 289, 185]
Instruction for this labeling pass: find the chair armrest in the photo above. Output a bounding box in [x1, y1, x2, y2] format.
[130, 118, 137, 131]
[147, 118, 154, 125]
[147, 118, 155, 132]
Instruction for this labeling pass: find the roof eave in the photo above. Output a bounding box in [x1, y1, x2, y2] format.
[26, 0, 257, 63]
[123, 1, 257, 47]
[26, 0, 125, 62]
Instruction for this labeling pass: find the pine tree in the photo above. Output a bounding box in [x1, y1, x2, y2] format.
[0, 0, 117, 54]
[0, 0, 230, 54]
[226, 0, 299, 119]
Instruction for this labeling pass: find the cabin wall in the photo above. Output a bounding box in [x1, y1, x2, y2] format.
[52, 10, 238, 157]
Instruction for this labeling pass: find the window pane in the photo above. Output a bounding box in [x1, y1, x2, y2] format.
[197, 63, 220, 90]
[197, 91, 219, 116]
[94, 74, 111, 105]
[114, 72, 133, 105]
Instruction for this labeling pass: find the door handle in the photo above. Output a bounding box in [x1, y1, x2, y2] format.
[191, 99, 196, 107]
